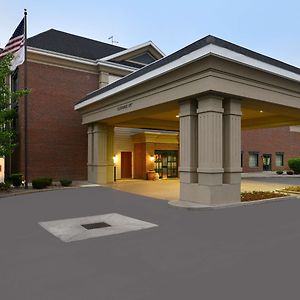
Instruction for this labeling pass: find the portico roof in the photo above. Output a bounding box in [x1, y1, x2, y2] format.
[75, 35, 300, 110]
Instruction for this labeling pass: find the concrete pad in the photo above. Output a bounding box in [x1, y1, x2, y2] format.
[39, 213, 158, 242]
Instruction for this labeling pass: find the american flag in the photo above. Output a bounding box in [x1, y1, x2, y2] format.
[0, 18, 25, 68]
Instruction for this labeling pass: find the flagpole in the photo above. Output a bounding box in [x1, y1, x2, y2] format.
[24, 9, 28, 189]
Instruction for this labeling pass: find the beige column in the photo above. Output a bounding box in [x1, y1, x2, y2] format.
[197, 95, 224, 185]
[223, 98, 242, 201]
[179, 99, 198, 184]
[87, 125, 94, 182]
[176, 94, 242, 206]
[99, 71, 109, 88]
[88, 123, 114, 184]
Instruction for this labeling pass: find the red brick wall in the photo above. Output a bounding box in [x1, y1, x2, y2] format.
[134, 143, 146, 179]
[134, 142, 179, 179]
[242, 127, 300, 172]
[16, 62, 98, 180]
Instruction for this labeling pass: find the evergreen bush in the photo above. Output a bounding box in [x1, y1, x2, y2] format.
[10, 173, 23, 187]
[59, 179, 72, 187]
[32, 178, 49, 189]
[288, 157, 300, 174]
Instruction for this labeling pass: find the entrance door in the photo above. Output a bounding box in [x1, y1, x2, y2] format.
[154, 150, 178, 178]
[121, 152, 132, 178]
[262, 154, 272, 171]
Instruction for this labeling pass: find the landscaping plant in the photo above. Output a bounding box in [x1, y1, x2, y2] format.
[10, 173, 23, 187]
[59, 179, 72, 187]
[32, 178, 49, 189]
[0, 54, 28, 157]
[288, 157, 300, 174]
[241, 191, 287, 202]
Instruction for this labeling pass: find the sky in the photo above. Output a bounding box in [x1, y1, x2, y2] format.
[1, 0, 300, 66]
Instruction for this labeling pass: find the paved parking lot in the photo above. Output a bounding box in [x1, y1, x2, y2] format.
[0, 186, 300, 299]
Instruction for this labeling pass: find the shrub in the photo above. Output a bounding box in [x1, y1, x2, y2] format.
[241, 191, 286, 202]
[276, 170, 283, 175]
[0, 182, 11, 191]
[282, 186, 300, 192]
[288, 157, 300, 174]
[287, 170, 294, 175]
[10, 173, 23, 187]
[60, 179, 72, 187]
[39, 177, 52, 186]
[32, 178, 49, 189]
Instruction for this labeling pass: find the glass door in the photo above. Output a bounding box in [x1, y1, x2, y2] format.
[154, 150, 178, 178]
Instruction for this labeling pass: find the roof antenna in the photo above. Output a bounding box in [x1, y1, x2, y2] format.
[108, 35, 119, 45]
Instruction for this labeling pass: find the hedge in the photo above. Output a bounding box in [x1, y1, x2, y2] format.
[60, 179, 72, 187]
[10, 173, 23, 187]
[32, 178, 49, 189]
[288, 157, 300, 174]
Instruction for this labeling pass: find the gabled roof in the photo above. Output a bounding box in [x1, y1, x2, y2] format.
[27, 29, 126, 60]
[101, 41, 165, 61]
[75, 35, 300, 110]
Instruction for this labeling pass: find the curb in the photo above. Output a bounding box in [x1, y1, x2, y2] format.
[168, 195, 296, 210]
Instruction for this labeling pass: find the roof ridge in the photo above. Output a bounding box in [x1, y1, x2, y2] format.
[28, 28, 126, 50]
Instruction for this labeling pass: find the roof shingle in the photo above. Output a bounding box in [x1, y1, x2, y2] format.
[27, 29, 126, 60]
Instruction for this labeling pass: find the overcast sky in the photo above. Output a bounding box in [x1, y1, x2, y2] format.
[1, 0, 300, 66]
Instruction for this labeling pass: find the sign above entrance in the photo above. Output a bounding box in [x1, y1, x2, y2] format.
[117, 102, 133, 111]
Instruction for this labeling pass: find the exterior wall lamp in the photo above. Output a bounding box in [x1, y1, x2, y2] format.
[113, 155, 118, 164]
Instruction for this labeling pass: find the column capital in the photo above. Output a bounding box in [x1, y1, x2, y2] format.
[197, 93, 224, 102]
[179, 99, 197, 117]
[87, 124, 94, 134]
[223, 98, 242, 116]
[93, 123, 111, 133]
[197, 94, 224, 114]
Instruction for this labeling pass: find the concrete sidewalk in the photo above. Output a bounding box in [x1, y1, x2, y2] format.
[108, 177, 300, 201]
[1, 187, 300, 299]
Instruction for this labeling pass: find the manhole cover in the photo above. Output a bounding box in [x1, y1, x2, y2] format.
[81, 222, 111, 230]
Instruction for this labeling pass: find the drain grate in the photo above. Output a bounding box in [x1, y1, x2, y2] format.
[81, 222, 111, 230]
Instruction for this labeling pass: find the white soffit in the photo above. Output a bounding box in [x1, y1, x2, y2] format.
[75, 44, 300, 110]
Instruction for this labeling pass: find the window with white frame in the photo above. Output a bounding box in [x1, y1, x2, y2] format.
[275, 152, 284, 167]
[249, 152, 259, 167]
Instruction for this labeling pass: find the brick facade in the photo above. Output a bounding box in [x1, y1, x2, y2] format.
[242, 127, 300, 172]
[12, 63, 300, 181]
[15, 62, 98, 180]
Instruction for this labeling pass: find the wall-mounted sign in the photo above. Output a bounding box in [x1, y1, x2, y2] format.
[117, 102, 133, 111]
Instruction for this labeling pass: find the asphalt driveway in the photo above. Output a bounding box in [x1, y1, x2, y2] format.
[1, 187, 300, 299]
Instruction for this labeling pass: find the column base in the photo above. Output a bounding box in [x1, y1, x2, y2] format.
[180, 182, 240, 205]
[88, 164, 114, 184]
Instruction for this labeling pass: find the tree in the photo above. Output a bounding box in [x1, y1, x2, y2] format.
[0, 54, 27, 157]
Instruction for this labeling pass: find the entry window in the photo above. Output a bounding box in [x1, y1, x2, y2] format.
[154, 150, 178, 178]
[249, 152, 259, 168]
[276, 152, 284, 167]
